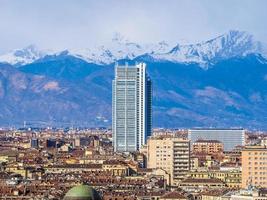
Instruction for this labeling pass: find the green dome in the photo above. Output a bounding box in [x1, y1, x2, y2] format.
[64, 185, 101, 200]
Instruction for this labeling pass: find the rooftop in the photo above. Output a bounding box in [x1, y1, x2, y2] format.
[160, 191, 187, 199]
[242, 145, 267, 151]
[181, 178, 224, 184]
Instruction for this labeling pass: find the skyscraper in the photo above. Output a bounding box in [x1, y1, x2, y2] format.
[30, 138, 39, 149]
[112, 62, 152, 152]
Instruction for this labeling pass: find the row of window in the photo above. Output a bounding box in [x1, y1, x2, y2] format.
[248, 162, 267, 165]
[248, 157, 267, 160]
[248, 152, 267, 155]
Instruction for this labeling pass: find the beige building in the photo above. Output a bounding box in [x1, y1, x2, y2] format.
[102, 160, 129, 176]
[147, 136, 190, 186]
[192, 139, 223, 154]
[179, 178, 225, 190]
[188, 169, 241, 189]
[242, 145, 267, 188]
[190, 156, 199, 170]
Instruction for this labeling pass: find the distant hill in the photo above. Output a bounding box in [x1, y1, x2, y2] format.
[0, 30, 267, 129]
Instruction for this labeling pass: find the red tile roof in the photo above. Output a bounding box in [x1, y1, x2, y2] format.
[160, 191, 187, 199]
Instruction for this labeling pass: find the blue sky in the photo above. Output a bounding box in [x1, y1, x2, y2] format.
[0, 0, 267, 53]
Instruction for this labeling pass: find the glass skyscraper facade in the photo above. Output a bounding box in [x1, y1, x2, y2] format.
[188, 129, 245, 151]
[112, 63, 152, 152]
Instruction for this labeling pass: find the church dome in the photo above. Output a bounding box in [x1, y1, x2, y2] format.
[64, 185, 102, 200]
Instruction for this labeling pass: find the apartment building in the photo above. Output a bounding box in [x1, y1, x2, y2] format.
[242, 145, 267, 188]
[147, 136, 190, 186]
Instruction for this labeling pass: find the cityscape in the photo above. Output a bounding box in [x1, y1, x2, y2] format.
[0, 0, 267, 200]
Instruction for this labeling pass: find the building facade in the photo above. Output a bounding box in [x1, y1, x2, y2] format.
[112, 63, 152, 152]
[231, 188, 267, 200]
[188, 129, 245, 151]
[188, 169, 241, 189]
[147, 136, 190, 186]
[192, 139, 223, 154]
[241, 145, 267, 188]
[30, 138, 39, 149]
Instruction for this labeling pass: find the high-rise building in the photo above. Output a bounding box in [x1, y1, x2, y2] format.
[188, 129, 245, 151]
[147, 136, 190, 186]
[112, 63, 152, 152]
[241, 145, 267, 188]
[74, 137, 80, 147]
[30, 138, 39, 149]
[46, 139, 57, 148]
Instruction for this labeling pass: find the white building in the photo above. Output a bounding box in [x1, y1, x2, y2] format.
[112, 63, 152, 152]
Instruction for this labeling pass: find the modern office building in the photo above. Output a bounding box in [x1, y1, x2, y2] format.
[112, 63, 152, 152]
[46, 139, 57, 148]
[30, 138, 39, 149]
[241, 145, 267, 188]
[188, 129, 245, 151]
[147, 135, 190, 186]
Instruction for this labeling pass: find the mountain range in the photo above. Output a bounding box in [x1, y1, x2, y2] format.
[0, 30, 267, 129]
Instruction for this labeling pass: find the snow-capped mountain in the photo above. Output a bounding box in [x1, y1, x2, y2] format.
[71, 30, 267, 66]
[0, 30, 266, 67]
[70, 33, 172, 65]
[0, 45, 45, 66]
[154, 30, 266, 65]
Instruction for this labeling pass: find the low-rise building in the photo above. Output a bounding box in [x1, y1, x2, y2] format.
[192, 140, 223, 154]
[201, 189, 231, 200]
[179, 178, 225, 191]
[231, 188, 267, 200]
[188, 169, 241, 188]
[102, 160, 129, 176]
